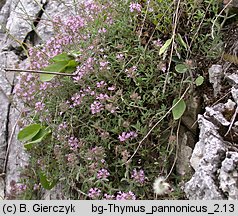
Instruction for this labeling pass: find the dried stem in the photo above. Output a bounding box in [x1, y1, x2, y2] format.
[162, 0, 181, 94]
[4, 68, 75, 77]
[125, 85, 190, 164]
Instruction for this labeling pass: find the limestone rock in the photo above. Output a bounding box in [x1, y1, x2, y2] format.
[185, 170, 225, 199]
[208, 64, 223, 97]
[36, 0, 77, 43]
[177, 126, 194, 176]
[219, 152, 238, 200]
[0, 177, 4, 200]
[0, 51, 18, 172]
[185, 98, 238, 199]
[6, 0, 43, 46]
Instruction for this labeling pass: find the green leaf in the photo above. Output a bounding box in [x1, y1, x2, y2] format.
[24, 127, 51, 150]
[17, 124, 41, 142]
[159, 38, 172, 55]
[172, 98, 186, 120]
[51, 52, 72, 62]
[40, 61, 69, 81]
[39, 172, 57, 190]
[195, 76, 204, 86]
[177, 33, 187, 49]
[68, 50, 81, 58]
[172, 56, 182, 63]
[175, 64, 188, 73]
[64, 60, 78, 73]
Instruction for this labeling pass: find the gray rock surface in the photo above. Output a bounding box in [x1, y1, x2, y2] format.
[185, 71, 238, 199]
[209, 64, 223, 97]
[177, 93, 201, 177]
[219, 152, 238, 200]
[176, 128, 193, 176]
[0, 51, 20, 198]
[185, 114, 227, 199]
[36, 0, 77, 43]
[1, 0, 42, 47]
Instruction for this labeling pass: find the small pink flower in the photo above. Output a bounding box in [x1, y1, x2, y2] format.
[129, 3, 142, 13]
[97, 168, 110, 179]
[116, 53, 124, 60]
[35, 102, 45, 111]
[108, 86, 116, 91]
[90, 101, 103, 114]
[88, 188, 101, 199]
[118, 131, 138, 142]
[98, 28, 107, 33]
[131, 169, 145, 184]
[116, 191, 136, 200]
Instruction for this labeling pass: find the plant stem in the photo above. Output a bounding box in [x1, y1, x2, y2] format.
[4, 68, 75, 77]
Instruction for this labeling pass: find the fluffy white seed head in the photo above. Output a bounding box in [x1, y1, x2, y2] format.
[153, 176, 171, 196]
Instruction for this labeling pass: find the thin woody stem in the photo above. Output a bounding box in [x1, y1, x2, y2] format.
[4, 68, 76, 77]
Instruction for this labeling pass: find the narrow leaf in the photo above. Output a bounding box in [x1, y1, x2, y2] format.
[172, 98, 186, 120]
[177, 33, 187, 49]
[18, 124, 41, 142]
[159, 38, 172, 55]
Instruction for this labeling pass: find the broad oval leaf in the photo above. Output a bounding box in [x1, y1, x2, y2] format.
[17, 124, 41, 142]
[195, 75, 204, 86]
[175, 64, 188, 73]
[24, 127, 51, 150]
[51, 52, 72, 62]
[64, 60, 78, 73]
[39, 172, 57, 190]
[172, 98, 186, 120]
[40, 60, 69, 82]
[68, 50, 81, 58]
[159, 38, 172, 55]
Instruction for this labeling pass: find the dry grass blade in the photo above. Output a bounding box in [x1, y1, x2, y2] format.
[4, 68, 76, 76]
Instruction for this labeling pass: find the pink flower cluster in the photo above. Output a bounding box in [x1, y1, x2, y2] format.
[96, 93, 109, 101]
[96, 80, 107, 88]
[118, 131, 138, 142]
[71, 92, 85, 107]
[73, 57, 95, 82]
[88, 187, 101, 199]
[116, 191, 136, 200]
[99, 60, 110, 70]
[58, 122, 67, 130]
[44, 34, 74, 58]
[153, 39, 162, 47]
[125, 65, 137, 78]
[68, 137, 79, 151]
[129, 2, 142, 13]
[86, 146, 105, 162]
[131, 169, 145, 184]
[90, 101, 103, 114]
[97, 168, 110, 179]
[103, 194, 115, 200]
[64, 15, 86, 33]
[14, 73, 37, 102]
[103, 191, 136, 200]
[35, 101, 45, 111]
